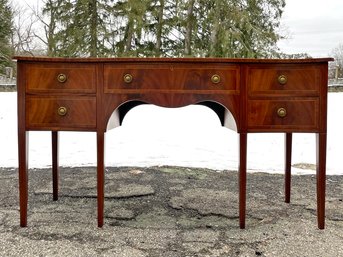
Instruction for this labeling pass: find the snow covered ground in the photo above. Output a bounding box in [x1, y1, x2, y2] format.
[0, 92, 342, 175]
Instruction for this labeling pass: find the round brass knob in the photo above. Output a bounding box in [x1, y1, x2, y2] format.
[57, 73, 67, 83]
[123, 74, 133, 83]
[57, 106, 68, 116]
[277, 107, 287, 118]
[278, 75, 287, 85]
[211, 74, 221, 84]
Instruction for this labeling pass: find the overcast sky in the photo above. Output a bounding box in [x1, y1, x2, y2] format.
[277, 0, 343, 57]
[19, 0, 343, 57]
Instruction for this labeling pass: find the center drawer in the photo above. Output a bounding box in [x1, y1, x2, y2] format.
[104, 64, 239, 93]
[247, 99, 319, 132]
[26, 96, 96, 130]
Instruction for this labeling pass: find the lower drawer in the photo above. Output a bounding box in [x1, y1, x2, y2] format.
[26, 96, 96, 130]
[247, 99, 319, 131]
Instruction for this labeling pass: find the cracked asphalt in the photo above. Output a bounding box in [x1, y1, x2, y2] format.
[0, 166, 342, 257]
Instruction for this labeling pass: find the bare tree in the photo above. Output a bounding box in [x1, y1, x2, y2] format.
[11, 4, 41, 56]
[25, 0, 57, 56]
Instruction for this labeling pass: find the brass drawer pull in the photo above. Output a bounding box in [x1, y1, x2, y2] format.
[211, 74, 221, 84]
[57, 106, 68, 116]
[124, 74, 133, 83]
[277, 107, 287, 118]
[57, 73, 67, 83]
[278, 75, 287, 85]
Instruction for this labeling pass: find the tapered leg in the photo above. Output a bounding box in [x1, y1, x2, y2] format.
[97, 131, 105, 227]
[52, 131, 59, 201]
[239, 133, 247, 229]
[316, 133, 326, 229]
[18, 130, 29, 227]
[285, 133, 292, 203]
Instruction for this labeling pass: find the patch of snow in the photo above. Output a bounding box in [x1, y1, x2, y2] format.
[1, 92, 342, 175]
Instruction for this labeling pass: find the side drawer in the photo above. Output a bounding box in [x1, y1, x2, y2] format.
[247, 99, 319, 131]
[26, 96, 96, 129]
[248, 65, 321, 96]
[26, 63, 96, 93]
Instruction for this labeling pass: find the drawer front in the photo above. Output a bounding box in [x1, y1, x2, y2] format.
[247, 99, 319, 131]
[104, 64, 239, 92]
[174, 66, 239, 91]
[26, 96, 96, 129]
[248, 66, 320, 96]
[26, 63, 96, 93]
[104, 65, 173, 91]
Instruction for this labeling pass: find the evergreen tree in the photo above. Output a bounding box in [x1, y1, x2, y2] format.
[43, 0, 108, 57]
[41, 0, 286, 58]
[0, 0, 13, 70]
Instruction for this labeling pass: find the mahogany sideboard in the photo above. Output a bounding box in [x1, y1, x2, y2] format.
[15, 56, 333, 229]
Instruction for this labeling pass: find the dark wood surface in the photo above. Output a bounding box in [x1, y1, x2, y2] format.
[14, 56, 333, 63]
[16, 57, 332, 229]
[247, 99, 319, 131]
[52, 131, 59, 201]
[285, 133, 292, 204]
[26, 96, 97, 130]
[26, 63, 96, 93]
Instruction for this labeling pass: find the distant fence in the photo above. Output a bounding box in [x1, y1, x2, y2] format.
[329, 78, 343, 86]
[0, 76, 16, 91]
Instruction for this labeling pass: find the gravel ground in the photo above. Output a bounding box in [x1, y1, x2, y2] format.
[0, 166, 342, 257]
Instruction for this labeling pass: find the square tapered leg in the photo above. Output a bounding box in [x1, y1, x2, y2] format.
[97, 131, 105, 227]
[239, 133, 247, 229]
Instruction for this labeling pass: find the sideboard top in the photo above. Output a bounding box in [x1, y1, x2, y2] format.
[13, 56, 333, 64]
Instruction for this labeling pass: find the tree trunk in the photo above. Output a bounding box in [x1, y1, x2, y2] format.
[155, 0, 164, 57]
[184, 0, 195, 56]
[46, 0, 56, 57]
[209, 0, 221, 57]
[124, 19, 134, 54]
[89, 0, 97, 57]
